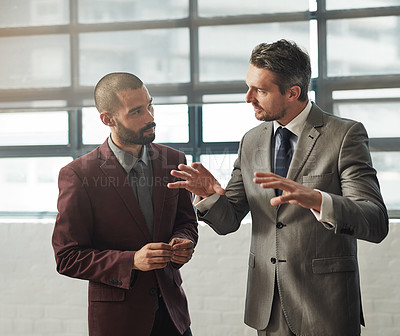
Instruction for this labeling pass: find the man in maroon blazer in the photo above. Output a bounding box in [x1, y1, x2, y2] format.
[52, 72, 198, 336]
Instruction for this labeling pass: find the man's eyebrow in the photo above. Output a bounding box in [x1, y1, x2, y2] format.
[128, 105, 142, 114]
[128, 98, 153, 114]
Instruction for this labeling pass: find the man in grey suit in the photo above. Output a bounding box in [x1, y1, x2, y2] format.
[167, 39, 389, 336]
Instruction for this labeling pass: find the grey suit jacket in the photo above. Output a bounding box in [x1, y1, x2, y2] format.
[199, 103, 388, 336]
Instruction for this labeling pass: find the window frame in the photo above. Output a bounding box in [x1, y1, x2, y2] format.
[0, 0, 399, 218]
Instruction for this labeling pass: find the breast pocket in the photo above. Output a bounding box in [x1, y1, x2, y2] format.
[302, 172, 334, 190]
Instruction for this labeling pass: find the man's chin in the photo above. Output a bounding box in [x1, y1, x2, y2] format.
[141, 134, 155, 145]
[120, 134, 155, 146]
[255, 112, 269, 122]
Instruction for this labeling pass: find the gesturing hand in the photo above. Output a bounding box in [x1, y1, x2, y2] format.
[253, 172, 322, 212]
[133, 243, 173, 271]
[168, 162, 226, 198]
[169, 238, 195, 265]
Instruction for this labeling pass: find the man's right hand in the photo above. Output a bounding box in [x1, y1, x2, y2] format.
[167, 162, 226, 198]
[133, 243, 173, 271]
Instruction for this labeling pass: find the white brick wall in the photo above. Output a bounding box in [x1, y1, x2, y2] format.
[0, 219, 399, 336]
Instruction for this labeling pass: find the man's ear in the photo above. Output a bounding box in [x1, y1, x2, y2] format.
[100, 112, 115, 127]
[288, 85, 301, 101]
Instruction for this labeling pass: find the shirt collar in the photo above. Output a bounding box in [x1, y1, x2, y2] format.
[107, 136, 150, 174]
[273, 100, 312, 137]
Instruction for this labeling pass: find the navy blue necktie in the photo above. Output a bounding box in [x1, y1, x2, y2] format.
[274, 127, 293, 196]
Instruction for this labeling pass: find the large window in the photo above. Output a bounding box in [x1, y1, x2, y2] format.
[0, 0, 399, 218]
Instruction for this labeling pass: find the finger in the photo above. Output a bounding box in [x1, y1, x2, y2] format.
[170, 169, 192, 180]
[173, 249, 194, 258]
[177, 164, 200, 175]
[191, 162, 209, 174]
[254, 179, 282, 189]
[169, 238, 180, 246]
[147, 242, 172, 250]
[253, 177, 273, 184]
[213, 183, 226, 195]
[255, 171, 283, 178]
[254, 171, 275, 178]
[171, 255, 191, 264]
[253, 177, 291, 190]
[172, 240, 193, 249]
[270, 195, 287, 207]
[167, 181, 190, 189]
[253, 175, 282, 184]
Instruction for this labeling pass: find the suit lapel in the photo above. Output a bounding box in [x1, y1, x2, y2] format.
[98, 141, 152, 241]
[287, 104, 323, 182]
[255, 122, 277, 208]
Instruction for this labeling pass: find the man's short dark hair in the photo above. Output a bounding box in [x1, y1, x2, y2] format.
[250, 39, 311, 101]
[94, 72, 144, 114]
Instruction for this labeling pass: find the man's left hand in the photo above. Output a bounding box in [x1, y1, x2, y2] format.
[169, 238, 195, 265]
[253, 172, 322, 212]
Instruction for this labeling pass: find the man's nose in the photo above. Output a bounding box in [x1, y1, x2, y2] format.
[146, 108, 154, 121]
[245, 88, 255, 103]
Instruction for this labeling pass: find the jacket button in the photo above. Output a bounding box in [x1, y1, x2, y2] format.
[276, 222, 285, 229]
[270, 258, 277, 264]
[149, 288, 157, 296]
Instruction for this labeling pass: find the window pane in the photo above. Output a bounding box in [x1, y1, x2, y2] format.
[185, 155, 193, 166]
[200, 154, 238, 188]
[82, 107, 110, 145]
[0, 0, 69, 28]
[203, 103, 262, 142]
[78, 0, 188, 23]
[199, 22, 310, 82]
[83, 104, 189, 145]
[0, 157, 72, 212]
[0, 100, 67, 109]
[203, 94, 245, 103]
[333, 88, 400, 100]
[198, 0, 309, 16]
[154, 105, 189, 143]
[154, 96, 188, 105]
[0, 35, 71, 89]
[0, 112, 69, 146]
[79, 29, 190, 87]
[327, 16, 400, 77]
[333, 102, 400, 138]
[326, 0, 400, 10]
[372, 152, 400, 211]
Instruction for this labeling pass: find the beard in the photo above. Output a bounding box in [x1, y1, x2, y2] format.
[252, 102, 286, 122]
[115, 120, 156, 145]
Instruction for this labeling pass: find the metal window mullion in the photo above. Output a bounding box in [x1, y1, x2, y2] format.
[188, 105, 202, 162]
[370, 138, 400, 152]
[68, 109, 83, 159]
[315, 0, 334, 112]
[69, 0, 80, 107]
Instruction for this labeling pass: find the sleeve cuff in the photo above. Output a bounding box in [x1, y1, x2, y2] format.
[311, 189, 335, 230]
[193, 193, 221, 213]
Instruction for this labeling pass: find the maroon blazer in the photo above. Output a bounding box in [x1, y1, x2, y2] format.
[52, 140, 198, 336]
